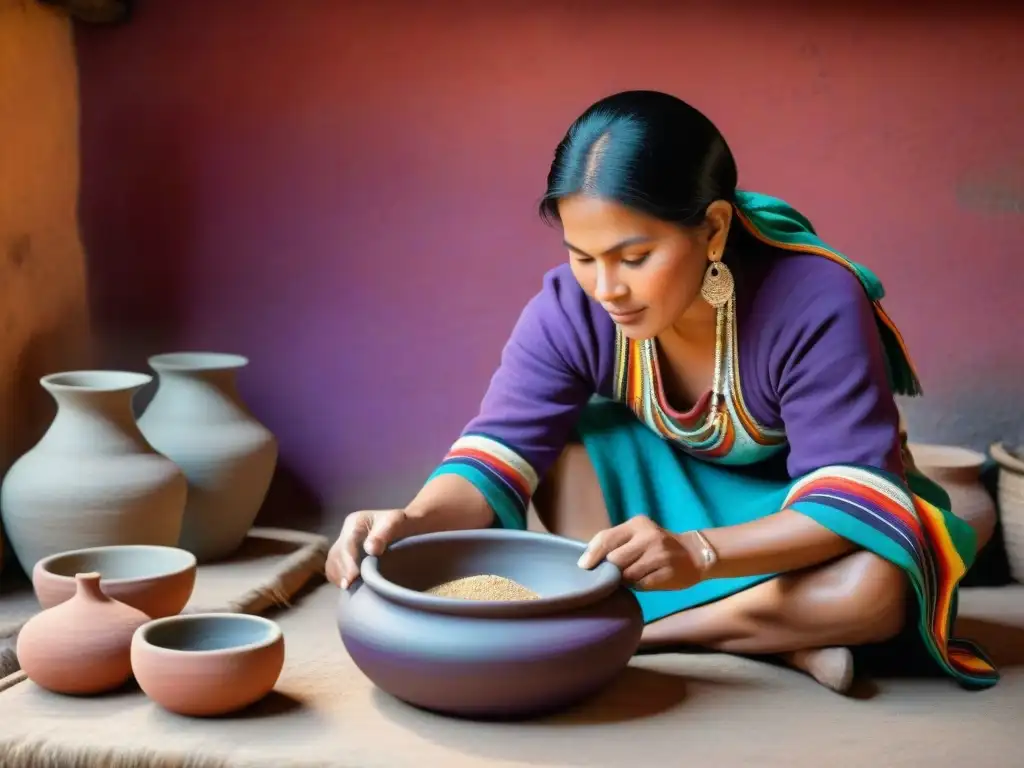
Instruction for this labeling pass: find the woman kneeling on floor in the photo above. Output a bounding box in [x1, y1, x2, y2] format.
[326, 90, 997, 694]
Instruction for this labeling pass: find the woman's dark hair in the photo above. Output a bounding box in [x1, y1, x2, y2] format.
[540, 90, 738, 227]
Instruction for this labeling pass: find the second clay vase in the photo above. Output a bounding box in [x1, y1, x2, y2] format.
[137, 352, 278, 563]
[0, 371, 187, 576]
[908, 442, 997, 554]
[17, 572, 151, 695]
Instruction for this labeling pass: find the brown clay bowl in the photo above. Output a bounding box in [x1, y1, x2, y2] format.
[131, 613, 285, 717]
[33, 545, 197, 619]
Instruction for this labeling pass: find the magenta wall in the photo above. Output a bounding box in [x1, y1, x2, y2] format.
[76, 1, 1024, 532]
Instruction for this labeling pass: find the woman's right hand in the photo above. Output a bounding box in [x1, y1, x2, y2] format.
[325, 508, 412, 589]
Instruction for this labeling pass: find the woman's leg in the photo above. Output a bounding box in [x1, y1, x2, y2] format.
[531, 443, 613, 541]
[532, 444, 907, 692]
[637, 550, 906, 653]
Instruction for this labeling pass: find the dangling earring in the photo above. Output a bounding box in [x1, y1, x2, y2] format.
[700, 259, 734, 308]
[700, 256, 735, 421]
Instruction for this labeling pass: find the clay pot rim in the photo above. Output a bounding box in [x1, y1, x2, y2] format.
[40, 370, 153, 392]
[148, 351, 249, 371]
[133, 613, 283, 658]
[35, 545, 197, 585]
[991, 442, 1024, 474]
[359, 529, 622, 618]
[908, 442, 986, 469]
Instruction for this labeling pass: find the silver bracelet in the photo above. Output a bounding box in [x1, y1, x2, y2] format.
[690, 530, 718, 575]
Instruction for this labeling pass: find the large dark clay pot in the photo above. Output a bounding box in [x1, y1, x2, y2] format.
[337, 529, 643, 719]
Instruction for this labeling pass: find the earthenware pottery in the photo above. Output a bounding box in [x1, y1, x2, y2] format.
[17, 572, 151, 695]
[990, 442, 1024, 580]
[131, 612, 285, 716]
[137, 353, 278, 563]
[33, 544, 197, 618]
[337, 529, 643, 719]
[910, 443, 997, 553]
[0, 371, 187, 576]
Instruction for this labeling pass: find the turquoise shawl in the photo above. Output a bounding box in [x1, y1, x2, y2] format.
[734, 190, 922, 397]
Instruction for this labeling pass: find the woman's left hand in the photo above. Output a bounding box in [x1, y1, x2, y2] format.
[577, 516, 705, 591]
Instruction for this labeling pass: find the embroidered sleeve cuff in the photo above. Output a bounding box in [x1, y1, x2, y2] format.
[427, 435, 539, 531]
[782, 464, 925, 571]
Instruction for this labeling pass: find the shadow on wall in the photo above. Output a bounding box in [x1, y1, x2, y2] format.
[69, 1, 330, 532]
[255, 466, 326, 536]
[60, 0, 331, 537]
[86, 126, 199, 376]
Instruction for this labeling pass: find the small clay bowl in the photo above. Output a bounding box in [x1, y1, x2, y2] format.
[131, 613, 285, 717]
[338, 529, 643, 719]
[33, 545, 196, 619]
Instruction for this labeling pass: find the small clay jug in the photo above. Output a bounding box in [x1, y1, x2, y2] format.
[17, 571, 151, 695]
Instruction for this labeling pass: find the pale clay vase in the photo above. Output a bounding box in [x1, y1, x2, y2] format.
[137, 353, 278, 563]
[18, 572, 151, 695]
[908, 443, 997, 555]
[0, 371, 187, 576]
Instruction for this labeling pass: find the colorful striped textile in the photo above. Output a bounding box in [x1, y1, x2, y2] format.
[785, 465, 998, 688]
[428, 434, 538, 530]
[734, 190, 922, 397]
[612, 311, 786, 465]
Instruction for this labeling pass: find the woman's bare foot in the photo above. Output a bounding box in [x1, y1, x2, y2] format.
[782, 647, 855, 693]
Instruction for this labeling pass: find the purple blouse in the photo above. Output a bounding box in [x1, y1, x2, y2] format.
[428, 246, 905, 530]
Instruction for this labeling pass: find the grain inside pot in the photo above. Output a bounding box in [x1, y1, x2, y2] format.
[424, 574, 540, 601]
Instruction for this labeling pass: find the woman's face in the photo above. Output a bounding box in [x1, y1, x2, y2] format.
[557, 195, 730, 340]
